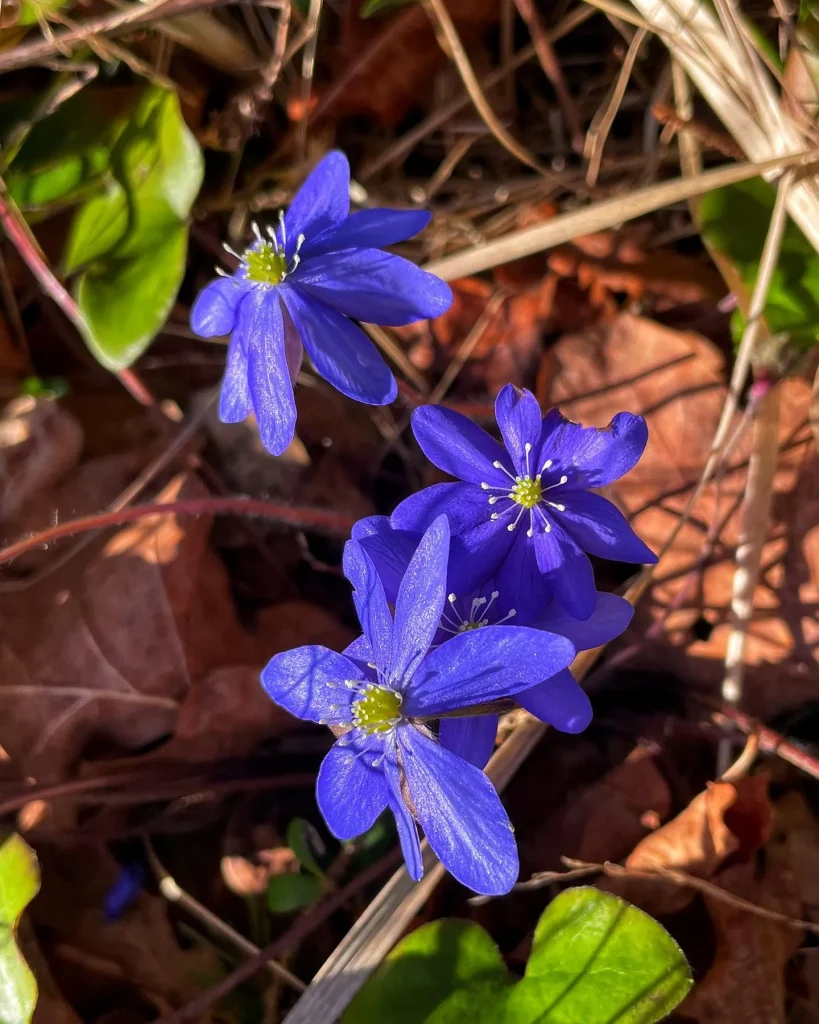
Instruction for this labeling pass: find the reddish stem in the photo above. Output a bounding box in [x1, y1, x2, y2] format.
[0, 497, 356, 569]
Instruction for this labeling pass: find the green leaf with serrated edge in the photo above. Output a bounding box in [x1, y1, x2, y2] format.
[6, 90, 134, 211]
[344, 889, 691, 1024]
[76, 224, 187, 371]
[0, 834, 40, 1024]
[502, 887, 692, 1024]
[699, 177, 819, 352]
[343, 919, 512, 1024]
[286, 819, 326, 879]
[266, 873, 323, 915]
[67, 86, 203, 371]
[360, 0, 415, 16]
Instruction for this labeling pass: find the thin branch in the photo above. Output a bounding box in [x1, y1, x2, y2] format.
[422, 0, 547, 174]
[512, 0, 584, 151]
[144, 840, 306, 994]
[712, 705, 819, 781]
[0, 497, 356, 570]
[151, 849, 402, 1024]
[422, 149, 818, 281]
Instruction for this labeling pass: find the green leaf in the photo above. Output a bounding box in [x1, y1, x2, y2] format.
[344, 889, 692, 1024]
[16, 0, 72, 27]
[343, 920, 512, 1024]
[0, 834, 40, 1024]
[65, 86, 204, 371]
[503, 888, 692, 1024]
[266, 873, 323, 915]
[286, 819, 326, 879]
[699, 177, 819, 351]
[360, 0, 415, 16]
[5, 90, 134, 211]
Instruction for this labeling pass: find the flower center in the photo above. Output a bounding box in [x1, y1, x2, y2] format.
[510, 476, 542, 508]
[352, 684, 403, 734]
[243, 241, 287, 285]
[439, 591, 516, 637]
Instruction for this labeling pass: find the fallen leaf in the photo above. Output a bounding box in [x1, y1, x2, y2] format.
[0, 474, 323, 784]
[677, 856, 803, 1023]
[0, 396, 83, 528]
[607, 776, 773, 916]
[546, 314, 819, 717]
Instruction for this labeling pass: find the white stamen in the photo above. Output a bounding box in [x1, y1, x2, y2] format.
[448, 593, 457, 604]
[496, 608, 517, 625]
[290, 254, 301, 273]
[543, 475, 568, 491]
[507, 504, 526, 532]
[251, 221, 264, 243]
[545, 501, 565, 512]
[524, 442, 532, 477]
[278, 209, 287, 247]
[222, 242, 242, 259]
[542, 459, 553, 471]
[492, 460, 518, 484]
[215, 266, 229, 277]
[491, 513, 500, 520]
[295, 232, 306, 254]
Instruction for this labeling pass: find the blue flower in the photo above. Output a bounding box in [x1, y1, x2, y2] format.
[392, 385, 656, 619]
[353, 515, 633, 768]
[190, 151, 452, 455]
[261, 515, 576, 894]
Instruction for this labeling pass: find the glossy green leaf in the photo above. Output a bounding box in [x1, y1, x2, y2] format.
[66, 86, 204, 371]
[502, 888, 692, 1024]
[699, 177, 819, 351]
[266, 872, 323, 915]
[0, 834, 40, 1024]
[5, 91, 134, 211]
[343, 920, 512, 1024]
[345, 889, 691, 1024]
[360, 0, 415, 16]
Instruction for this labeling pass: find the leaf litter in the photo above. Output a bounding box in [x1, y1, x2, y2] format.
[2, 1, 819, 1022]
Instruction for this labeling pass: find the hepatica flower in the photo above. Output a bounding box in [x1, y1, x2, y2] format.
[261, 516, 576, 894]
[392, 385, 656, 619]
[190, 150, 452, 455]
[353, 515, 633, 768]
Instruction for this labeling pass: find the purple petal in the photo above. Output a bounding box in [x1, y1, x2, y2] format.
[282, 287, 396, 405]
[533, 592, 634, 650]
[352, 516, 418, 604]
[219, 334, 252, 423]
[384, 758, 423, 881]
[190, 277, 247, 337]
[343, 540, 393, 674]
[398, 727, 518, 895]
[343, 633, 374, 669]
[301, 208, 431, 259]
[494, 385, 543, 475]
[538, 409, 649, 488]
[241, 288, 297, 456]
[439, 715, 498, 769]
[532, 521, 597, 619]
[492, 531, 553, 625]
[317, 740, 389, 839]
[404, 625, 575, 717]
[516, 668, 592, 733]
[283, 150, 349, 260]
[390, 515, 449, 685]
[559, 491, 658, 564]
[391, 483, 515, 593]
[293, 249, 452, 326]
[261, 646, 361, 724]
[411, 405, 510, 486]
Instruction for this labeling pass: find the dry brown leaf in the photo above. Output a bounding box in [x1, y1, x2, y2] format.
[678, 856, 803, 1024]
[0, 396, 83, 528]
[547, 314, 819, 716]
[0, 474, 308, 782]
[606, 775, 773, 916]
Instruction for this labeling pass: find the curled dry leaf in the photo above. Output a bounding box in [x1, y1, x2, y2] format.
[547, 313, 819, 717]
[677, 856, 803, 1024]
[607, 775, 773, 916]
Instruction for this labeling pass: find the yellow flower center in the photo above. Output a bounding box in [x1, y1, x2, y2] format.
[243, 242, 287, 285]
[510, 476, 542, 509]
[352, 685, 402, 734]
